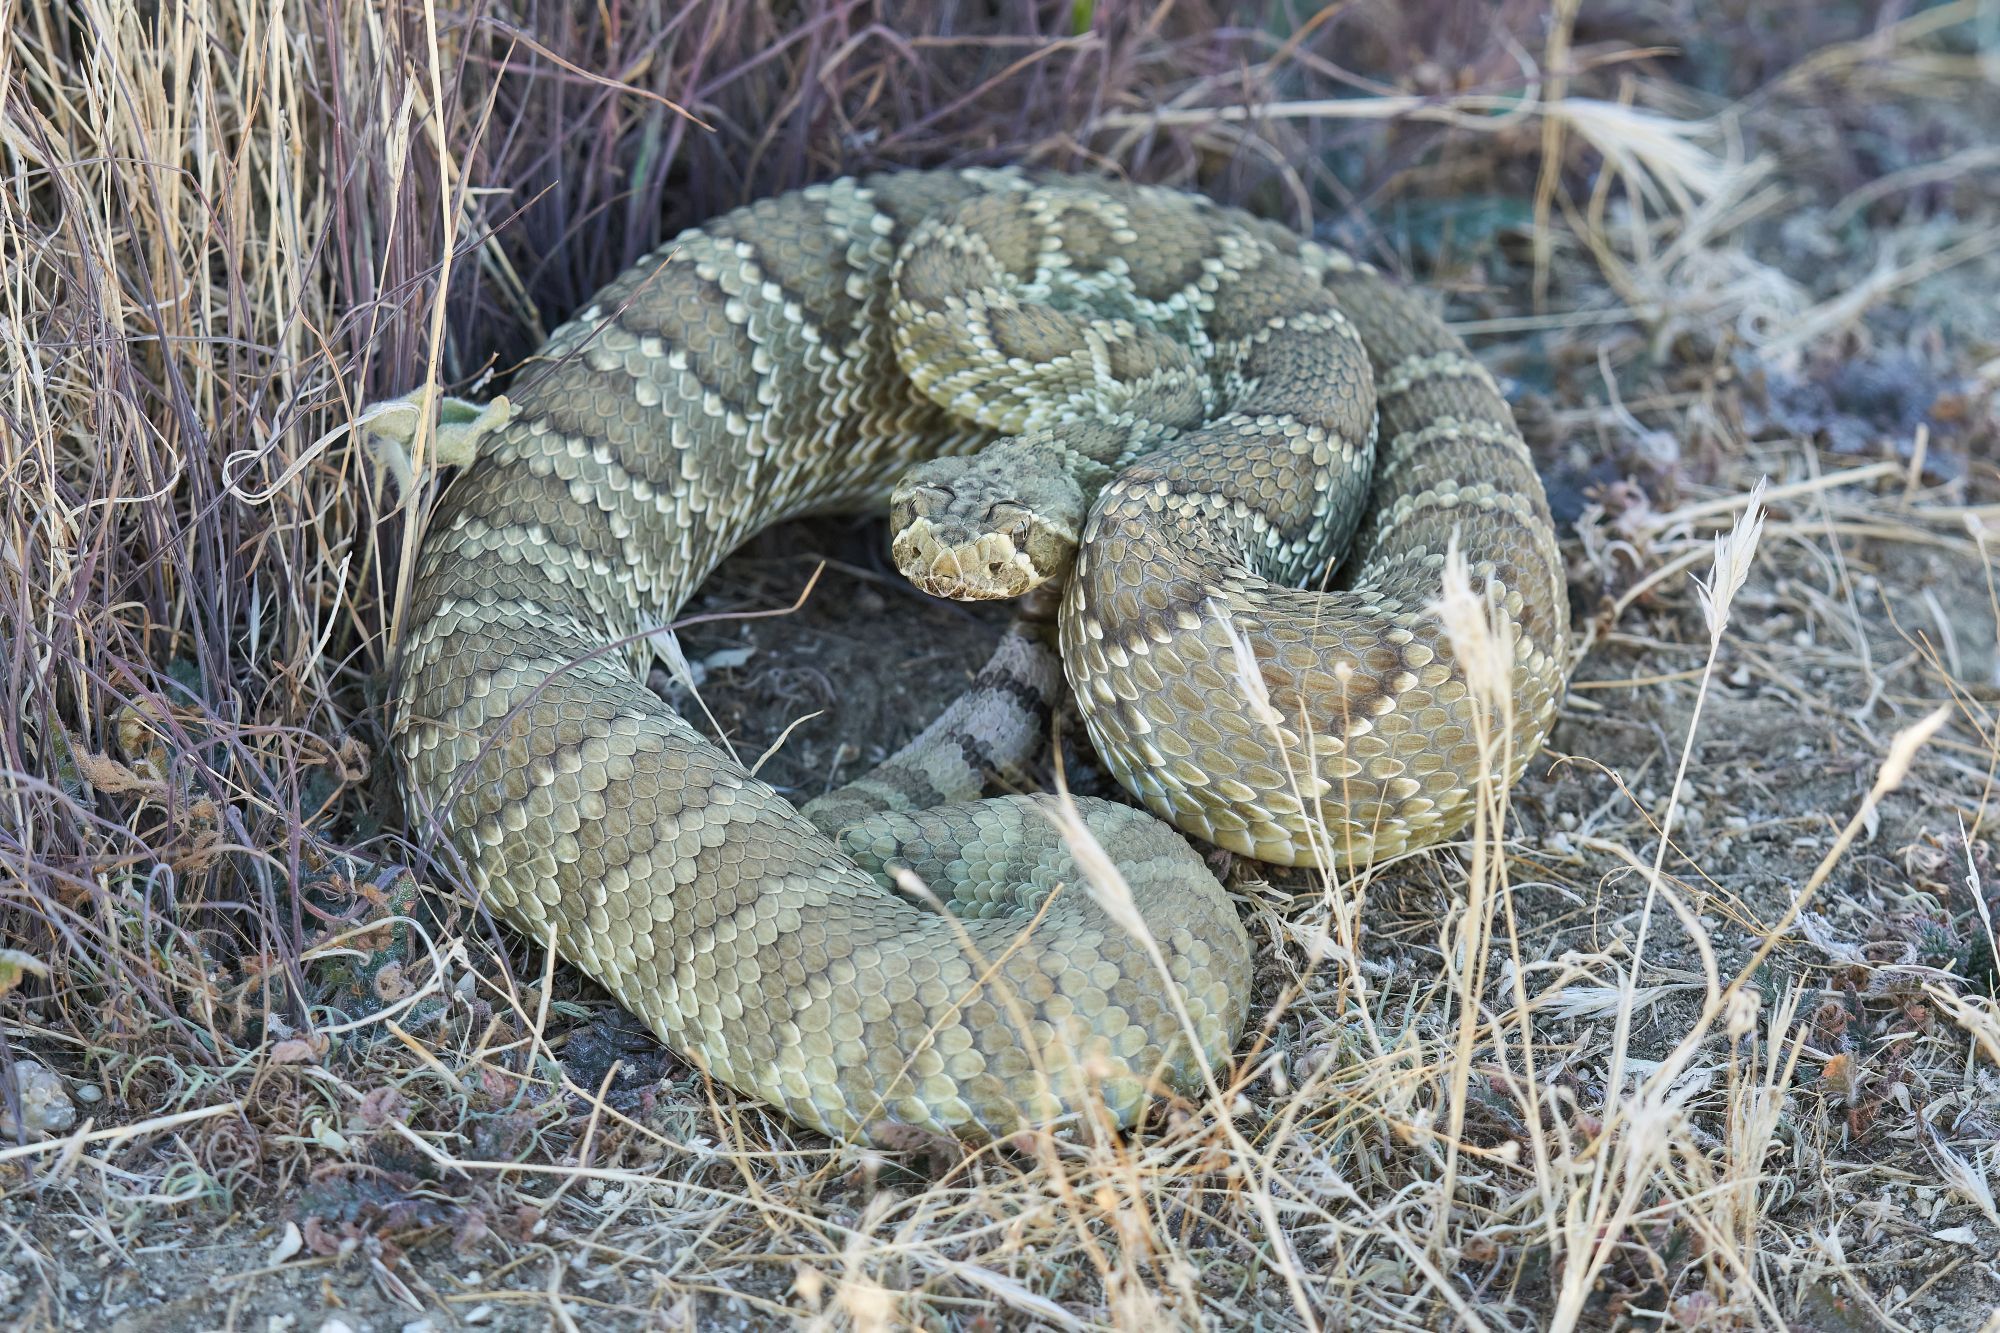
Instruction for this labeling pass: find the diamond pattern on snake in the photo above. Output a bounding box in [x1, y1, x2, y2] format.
[393, 168, 1568, 1142]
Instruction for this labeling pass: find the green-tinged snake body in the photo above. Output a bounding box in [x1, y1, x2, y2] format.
[393, 169, 1567, 1142]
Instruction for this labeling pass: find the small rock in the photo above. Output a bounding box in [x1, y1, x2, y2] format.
[269, 1220, 304, 1265]
[0, 1060, 76, 1139]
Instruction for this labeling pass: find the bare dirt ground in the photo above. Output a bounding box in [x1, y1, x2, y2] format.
[5, 3, 2000, 1330]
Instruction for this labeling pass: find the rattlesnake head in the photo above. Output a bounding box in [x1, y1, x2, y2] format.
[889, 435, 1087, 599]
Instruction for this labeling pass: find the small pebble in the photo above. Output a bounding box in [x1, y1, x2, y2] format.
[0, 1060, 76, 1139]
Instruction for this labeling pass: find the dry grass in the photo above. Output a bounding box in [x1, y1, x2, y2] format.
[4, 1, 2000, 1328]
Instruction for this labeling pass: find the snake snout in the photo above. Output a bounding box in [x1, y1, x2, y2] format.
[891, 514, 1042, 600]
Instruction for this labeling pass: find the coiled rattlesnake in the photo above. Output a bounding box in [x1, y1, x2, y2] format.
[393, 169, 1567, 1142]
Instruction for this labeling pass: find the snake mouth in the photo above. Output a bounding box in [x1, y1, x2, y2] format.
[892, 518, 1052, 600]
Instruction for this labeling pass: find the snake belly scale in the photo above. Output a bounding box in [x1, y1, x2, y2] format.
[393, 169, 1568, 1142]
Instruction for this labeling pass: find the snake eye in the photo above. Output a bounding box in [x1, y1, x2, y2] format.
[985, 500, 1031, 532]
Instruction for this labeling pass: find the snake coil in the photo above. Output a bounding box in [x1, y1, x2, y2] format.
[394, 169, 1566, 1141]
